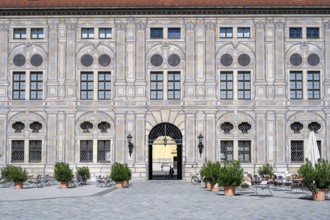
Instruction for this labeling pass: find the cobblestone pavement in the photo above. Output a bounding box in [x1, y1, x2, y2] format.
[0, 180, 329, 220]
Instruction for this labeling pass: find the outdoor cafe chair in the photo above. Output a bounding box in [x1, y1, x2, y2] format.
[255, 181, 273, 195]
[0, 176, 12, 188]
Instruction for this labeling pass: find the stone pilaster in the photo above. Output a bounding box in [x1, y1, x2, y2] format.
[205, 114, 216, 161]
[135, 114, 146, 163]
[115, 114, 125, 162]
[184, 19, 196, 99]
[0, 20, 9, 101]
[274, 20, 286, 99]
[255, 112, 266, 163]
[254, 20, 266, 99]
[0, 115, 7, 164]
[275, 113, 287, 167]
[185, 114, 195, 164]
[65, 114, 75, 163]
[46, 114, 57, 163]
[65, 19, 77, 101]
[324, 21, 330, 104]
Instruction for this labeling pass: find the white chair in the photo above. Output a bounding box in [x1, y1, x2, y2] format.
[255, 181, 272, 195]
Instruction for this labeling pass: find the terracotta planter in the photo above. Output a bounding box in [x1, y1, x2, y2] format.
[123, 180, 129, 187]
[115, 181, 123, 188]
[207, 182, 215, 190]
[15, 182, 23, 189]
[211, 184, 220, 192]
[312, 189, 326, 201]
[224, 186, 236, 196]
[60, 182, 69, 189]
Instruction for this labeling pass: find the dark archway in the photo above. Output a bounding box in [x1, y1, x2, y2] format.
[148, 123, 182, 180]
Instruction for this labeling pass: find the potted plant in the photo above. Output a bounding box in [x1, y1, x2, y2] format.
[77, 166, 90, 185]
[258, 163, 274, 181]
[54, 162, 74, 189]
[3, 165, 28, 189]
[200, 161, 214, 190]
[123, 164, 132, 187]
[298, 159, 330, 201]
[217, 160, 243, 196]
[110, 162, 127, 188]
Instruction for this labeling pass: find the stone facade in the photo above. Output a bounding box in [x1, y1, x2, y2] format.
[0, 12, 330, 179]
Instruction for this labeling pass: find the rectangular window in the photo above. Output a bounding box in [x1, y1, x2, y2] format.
[80, 72, 94, 100]
[81, 28, 94, 39]
[150, 71, 163, 100]
[168, 28, 181, 39]
[317, 140, 321, 158]
[220, 27, 233, 38]
[289, 28, 302, 39]
[238, 141, 251, 162]
[98, 72, 111, 100]
[150, 28, 163, 39]
[307, 71, 320, 99]
[13, 28, 26, 39]
[30, 72, 43, 100]
[220, 71, 233, 100]
[11, 140, 24, 162]
[307, 27, 319, 39]
[97, 140, 110, 162]
[237, 27, 250, 38]
[220, 141, 233, 161]
[31, 28, 44, 39]
[237, 71, 251, 100]
[12, 72, 25, 100]
[99, 28, 112, 39]
[168, 71, 181, 100]
[80, 140, 93, 162]
[291, 140, 304, 163]
[290, 71, 303, 100]
[29, 140, 42, 162]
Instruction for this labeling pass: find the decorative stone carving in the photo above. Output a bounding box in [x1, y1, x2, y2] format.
[12, 122, 25, 133]
[80, 121, 93, 133]
[47, 20, 60, 31]
[115, 20, 127, 31]
[135, 19, 146, 30]
[205, 21, 216, 30]
[184, 20, 196, 30]
[290, 122, 303, 134]
[238, 122, 252, 134]
[220, 122, 234, 134]
[0, 21, 9, 32]
[308, 122, 321, 133]
[66, 20, 77, 31]
[30, 121, 43, 133]
[255, 20, 265, 29]
[98, 122, 111, 133]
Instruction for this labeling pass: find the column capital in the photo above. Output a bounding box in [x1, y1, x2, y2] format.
[134, 19, 146, 31]
[47, 19, 60, 31]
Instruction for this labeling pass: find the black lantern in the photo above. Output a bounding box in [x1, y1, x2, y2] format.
[127, 133, 134, 157]
[198, 133, 204, 157]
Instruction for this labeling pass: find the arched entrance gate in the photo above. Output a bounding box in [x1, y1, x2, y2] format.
[148, 123, 182, 180]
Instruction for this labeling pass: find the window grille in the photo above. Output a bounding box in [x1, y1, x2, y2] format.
[237, 27, 250, 38]
[238, 71, 251, 100]
[80, 140, 93, 162]
[306, 27, 319, 39]
[30, 54, 43, 67]
[80, 72, 94, 100]
[290, 54, 302, 66]
[13, 28, 26, 39]
[291, 141, 304, 163]
[98, 54, 111, 67]
[308, 122, 321, 133]
[238, 141, 251, 162]
[221, 141, 233, 161]
[81, 28, 94, 39]
[13, 54, 26, 67]
[168, 28, 181, 39]
[150, 71, 163, 100]
[289, 28, 302, 38]
[150, 28, 163, 38]
[238, 122, 251, 134]
[12, 72, 25, 100]
[168, 54, 180, 67]
[99, 28, 112, 39]
[81, 54, 94, 67]
[80, 121, 93, 133]
[220, 71, 233, 100]
[307, 54, 320, 66]
[98, 122, 111, 133]
[168, 71, 180, 100]
[290, 71, 303, 99]
[29, 140, 42, 162]
[30, 72, 43, 100]
[220, 122, 234, 134]
[238, 54, 250, 66]
[12, 121, 25, 133]
[220, 27, 233, 38]
[220, 54, 233, 66]
[290, 122, 303, 134]
[30, 121, 42, 133]
[150, 54, 163, 66]
[307, 71, 320, 99]
[97, 140, 110, 162]
[98, 72, 111, 100]
[11, 140, 24, 162]
[31, 28, 44, 39]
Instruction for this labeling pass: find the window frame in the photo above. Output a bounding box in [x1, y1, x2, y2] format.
[80, 72, 94, 100]
[220, 141, 234, 161]
[167, 71, 181, 100]
[307, 71, 320, 100]
[290, 71, 303, 100]
[99, 28, 112, 39]
[29, 140, 42, 162]
[31, 28, 44, 39]
[219, 27, 233, 38]
[81, 28, 95, 39]
[150, 71, 164, 100]
[80, 140, 93, 162]
[168, 28, 181, 39]
[289, 27, 302, 39]
[237, 71, 251, 100]
[306, 27, 319, 39]
[11, 140, 25, 163]
[150, 28, 164, 39]
[13, 28, 27, 39]
[30, 72, 43, 100]
[238, 140, 251, 163]
[12, 71, 26, 100]
[220, 71, 234, 100]
[97, 140, 111, 162]
[237, 27, 250, 38]
[291, 140, 304, 163]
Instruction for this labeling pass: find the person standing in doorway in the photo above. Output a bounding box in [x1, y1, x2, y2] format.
[169, 165, 174, 179]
